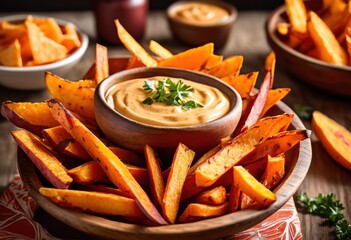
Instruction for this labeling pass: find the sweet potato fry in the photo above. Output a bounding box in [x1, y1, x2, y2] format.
[261, 155, 285, 189]
[109, 146, 145, 167]
[162, 143, 195, 224]
[39, 187, 145, 218]
[12, 129, 72, 189]
[234, 70, 272, 135]
[178, 202, 229, 223]
[115, 19, 157, 67]
[94, 43, 109, 84]
[203, 54, 223, 69]
[68, 161, 148, 186]
[45, 72, 95, 121]
[195, 114, 294, 187]
[221, 71, 258, 100]
[148, 40, 173, 59]
[46, 98, 167, 225]
[194, 186, 227, 205]
[260, 88, 291, 118]
[42, 125, 91, 161]
[307, 11, 348, 65]
[158, 43, 213, 70]
[233, 166, 276, 207]
[240, 129, 309, 165]
[203, 55, 243, 78]
[265, 51, 276, 87]
[77, 183, 127, 197]
[1, 101, 59, 136]
[285, 0, 308, 34]
[73, 79, 97, 88]
[228, 183, 241, 212]
[68, 161, 106, 185]
[126, 54, 146, 69]
[0, 39, 22, 66]
[144, 145, 165, 210]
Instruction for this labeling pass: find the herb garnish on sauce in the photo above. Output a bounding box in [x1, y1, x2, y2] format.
[142, 78, 204, 110]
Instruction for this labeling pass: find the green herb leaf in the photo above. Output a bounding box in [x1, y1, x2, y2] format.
[296, 192, 351, 240]
[142, 97, 153, 105]
[182, 100, 203, 111]
[143, 80, 155, 92]
[293, 104, 313, 120]
[142, 78, 202, 110]
[336, 220, 351, 240]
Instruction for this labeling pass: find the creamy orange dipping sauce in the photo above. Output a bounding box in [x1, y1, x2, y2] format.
[105, 76, 230, 127]
[171, 2, 229, 26]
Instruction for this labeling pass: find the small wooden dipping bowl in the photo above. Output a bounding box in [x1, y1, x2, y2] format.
[94, 67, 242, 161]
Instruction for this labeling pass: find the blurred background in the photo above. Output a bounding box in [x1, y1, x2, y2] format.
[2, 0, 284, 12]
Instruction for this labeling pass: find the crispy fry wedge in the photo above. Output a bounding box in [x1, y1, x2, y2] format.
[158, 43, 213, 70]
[68, 161, 149, 186]
[261, 155, 285, 189]
[265, 51, 276, 87]
[148, 40, 173, 59]
[260, 88, 291, 118]
[234, 70, 273, 135]
[162, 143, 195, 224]
[178, 202, 229, 223]
[307, 11, 348, 65]
[115, 19, 157, 67]
[109, 146, 145, 167]
[42, 125, 91, 161]
[144, 145, 165, 210]
[45, 72, 95, 121]
[0, 39, 22, 66]
[194, 186, 227, 205]
[12, 129, 72, 189]
[195, 114, 294, 187]
[126, 54, 146, 69]
[94, 43, 109, 84]
[229, 183, 241, 212]
[203, 54, 223, 69]
[285, 0, 308, 34]
[221, 71, 258, 100]
[233, 166, 276, 207]
[240, 129, 309, 165]
[203, 55, 243, 78]
[46, 98, 167, 225]
[39, 187, 145, 218]
[1, 101, 60, 136]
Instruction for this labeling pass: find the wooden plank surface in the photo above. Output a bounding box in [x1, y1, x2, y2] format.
[0, 10, 350, 239]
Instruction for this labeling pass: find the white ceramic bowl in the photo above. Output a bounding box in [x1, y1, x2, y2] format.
[0, 14, 89, 90]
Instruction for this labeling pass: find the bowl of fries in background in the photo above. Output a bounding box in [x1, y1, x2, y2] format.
[2, 20, 312, 239]
[265, 1, 351, 97]
[0, 14, 89, 90]
[167, 0, 237, 49]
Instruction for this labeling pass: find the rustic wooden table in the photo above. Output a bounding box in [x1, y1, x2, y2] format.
[0, 10, 350, 239]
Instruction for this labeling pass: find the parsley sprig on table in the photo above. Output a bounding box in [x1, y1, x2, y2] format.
[142, 78, 203, 110]
[296, 192, 351, 240]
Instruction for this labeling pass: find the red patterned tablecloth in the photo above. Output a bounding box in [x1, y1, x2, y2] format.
[0, 175, 302, 240]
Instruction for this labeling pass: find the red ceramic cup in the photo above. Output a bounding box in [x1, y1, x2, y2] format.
[94, 0, 148, 45]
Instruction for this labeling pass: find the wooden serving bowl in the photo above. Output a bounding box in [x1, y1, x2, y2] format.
[17, 100, 312, 240]
[265, 5, 351, 97]
[94, 67, 242, 161]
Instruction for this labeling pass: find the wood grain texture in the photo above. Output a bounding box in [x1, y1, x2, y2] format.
[0, 10, 350, 239]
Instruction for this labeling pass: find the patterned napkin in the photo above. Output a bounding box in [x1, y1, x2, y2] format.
[0, 175, 302, 239]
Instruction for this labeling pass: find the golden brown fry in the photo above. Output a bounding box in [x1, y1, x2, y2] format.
[162, 143, 195, 224]
[194, 185, 227, 205]
[307, 11, 348, 65]
[47, 98, 167, 225]
[39, 187, 145, 218]
[115, 19, 157, 67]
[233, 166, 276, 207]
[149, 40, 173, 59]
[178, 202, 229, 223]
[95, 43, 109, 84]
[144, 145, 165, 210]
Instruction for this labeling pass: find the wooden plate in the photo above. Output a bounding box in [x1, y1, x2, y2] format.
[17, 100, 312, 240]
